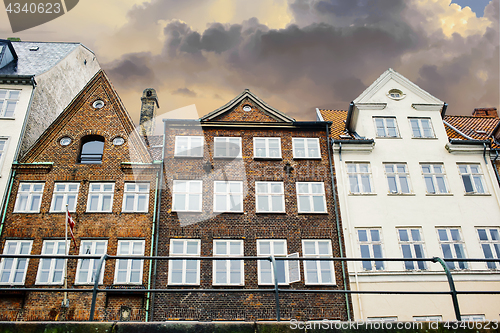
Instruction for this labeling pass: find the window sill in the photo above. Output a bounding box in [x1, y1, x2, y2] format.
[49, 211, 77, 214]
[387, 193, 416, 196]
[167, 283, 200, 286]
[171, 210, 203, 213]
[121, 211, 149, 214]
[253, 157, 283, 160]
[12, 211, 40, 214]
[213, 157, 243, 160]
[425, 193, 453, 196]
[297, 211, 328, 214]
[464, 193, 491, 196]
[256, 211, 286, 214]
[74, 282, 104, 286]
[348, 193, 377, 196]
[173, 156, 203, 159]
[375, 136, 401, 139]
[292, 157, 321, 160]
[35, 283, 64, 286]
[304, 283, 337, 286]
[213, 211, 244, 214]
[85, 211, 114, 213]
[112, 283, 144, 286]
[0, 117, 16, 120]
[411, 137, 438, 140]
[212, 284, 245, 287]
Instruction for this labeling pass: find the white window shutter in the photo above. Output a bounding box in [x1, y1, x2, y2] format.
[288, 252, 301, 283]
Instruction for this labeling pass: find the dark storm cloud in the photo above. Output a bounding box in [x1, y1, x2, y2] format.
[173, 88, 197, 97]
[102, 0, 499, 119]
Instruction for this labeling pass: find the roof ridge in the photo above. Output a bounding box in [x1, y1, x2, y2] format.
[445, 115, 500, 119]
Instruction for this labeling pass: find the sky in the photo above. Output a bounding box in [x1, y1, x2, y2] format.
[0, 0, 498, 125]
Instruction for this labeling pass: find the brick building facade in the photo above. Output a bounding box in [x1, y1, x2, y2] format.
[152, 90, 351, 321]
[0, 71, 159, 321]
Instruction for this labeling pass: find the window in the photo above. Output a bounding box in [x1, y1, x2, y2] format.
[413, 316, 442, 321]
[36, 240, 67, 285]
[292, 138, 320, 159]
[421, 164, 449, 194]
[347, 163, 373, 194]
[213, 240, 244, 285]
[174, 136, 203, 157]
[214, 181, 243, 212]
[302, 240, 335, 285]
[122, 183, 149, 213]
[79, 135, 104, 164]
[256, 182, 285, 213]
[374, 117, 399, 138]
[214, 137, 242, 158]
[409, 118, 435, 138]
[358, 229, 384, 270]
[296, 182, 327, 213]
[0, 240, 32, 285]
[397, 228, 426, 270]
[367, 317, 398, 322]
[14, 183, 44, 213]
[115, 240, 144, 284]
[257, 239, 300, 285]
[476, 228, 500, 269]
[0, 138, 7, 168]
[384, 163, 411, 194]
[172, 180, 202, 212]
[461, 315, 486, 321]
[253, 138, 281, 158]
[168, 239, 200, 285]
[50, 183, 79, 212]
[0, 89, 20, 118]
[458, 164, 486, 194]
[86, 183, 114, 212]
[437, 228, 467, 270]
[76, 240, 107, 284]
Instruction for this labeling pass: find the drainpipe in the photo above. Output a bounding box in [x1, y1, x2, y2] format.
[493, 151, 500, 187]
[326, 124, 351, 321]
[0, 170, 16, 237]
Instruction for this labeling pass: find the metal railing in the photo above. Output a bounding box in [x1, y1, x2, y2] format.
[0, 254, 499, 322]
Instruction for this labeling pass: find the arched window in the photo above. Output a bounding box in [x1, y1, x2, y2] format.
[79, 135, 104, 164]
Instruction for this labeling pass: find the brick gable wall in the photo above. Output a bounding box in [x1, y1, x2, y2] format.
[211, 97, 280, 123]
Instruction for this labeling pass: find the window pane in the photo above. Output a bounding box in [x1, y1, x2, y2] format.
[399, 229, 409, 242]
[399, 176, 410, 193]
[462, 175, 474, 193]
[361, 175, 371, 193]
[438, 229, 448, 241]
[473, 176, 484, 193]
[387, 176, 397, 193]
[436, 177, 447, 193]
[477, 229, 488, 241]
[312, 196, 325, 212]
[358, 230, 368, 242]
[298, 196, 310, 212]
[125, 195, 134, 211]
[424, 177, 435, 193]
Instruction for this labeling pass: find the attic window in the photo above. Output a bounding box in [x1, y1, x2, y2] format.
[29, 46, 39, 51]
[92, 100, 104, 109]
[475, 130, 487, 135]
[243, 105, 252, 112]
[388, 89, 405, 100]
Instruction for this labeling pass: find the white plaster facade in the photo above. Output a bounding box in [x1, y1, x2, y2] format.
[321, 69, 500, 321]
[0, 41, 100, 217]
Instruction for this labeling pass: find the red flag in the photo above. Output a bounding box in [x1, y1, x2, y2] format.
[67, 209, 77, 249]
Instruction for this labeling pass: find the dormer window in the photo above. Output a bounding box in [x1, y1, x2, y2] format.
[387, 89, 405, 100]
[79, 135, 104, 164]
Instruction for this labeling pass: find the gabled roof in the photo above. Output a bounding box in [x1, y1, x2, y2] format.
[20, 70, 152, 163]
[444, 115, 500, 148]
[354, 68, 443, 105]
[200, 89, 295, 122]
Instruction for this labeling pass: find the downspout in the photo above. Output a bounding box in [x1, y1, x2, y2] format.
[145, 165, 160, 322]
[0, 170, 15, 237]
[492, 150, 500, 187]
[483, 143, 487, 164]
[326, 125, 351, 321]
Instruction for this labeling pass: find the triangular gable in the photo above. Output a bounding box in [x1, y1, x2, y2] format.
[354, 68, 443, 105]
[20, 70, 152, 164]
[200, 89, 295, 123]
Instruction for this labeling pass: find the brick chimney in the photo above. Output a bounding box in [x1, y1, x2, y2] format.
[472, 107, 498, 118]
[139, 88, 159, 136]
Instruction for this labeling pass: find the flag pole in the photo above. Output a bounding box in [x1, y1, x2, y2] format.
[63, 204, 69, 307]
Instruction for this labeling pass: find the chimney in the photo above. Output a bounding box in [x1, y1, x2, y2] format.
[472, 107, 498, 118]
[139, 88, 159, 136]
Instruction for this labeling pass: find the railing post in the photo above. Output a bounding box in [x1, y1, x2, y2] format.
[89, 253, 108, 321]
[432, 257, 461, 321]
[270, 255, 281, 321]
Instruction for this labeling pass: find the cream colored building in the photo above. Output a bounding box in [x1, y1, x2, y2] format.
[319, 69, 500, 321]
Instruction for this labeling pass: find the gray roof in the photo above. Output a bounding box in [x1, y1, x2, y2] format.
[0, 41, 81, 76]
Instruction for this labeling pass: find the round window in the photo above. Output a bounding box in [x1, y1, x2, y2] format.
[388, 89, 405, 100]
[242, 105, 252, 112]
[60, 137, 72, 146]
[92, 100, 105, 109]
[113, 137, 124, 146]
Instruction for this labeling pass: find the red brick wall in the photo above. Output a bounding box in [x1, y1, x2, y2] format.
[212, 97, 280, 122]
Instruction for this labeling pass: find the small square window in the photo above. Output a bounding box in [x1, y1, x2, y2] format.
[357, 229, 384, 271]
[76, 240, 107, 284]
[296, 182, 327, 213]
[0, 240, 32, 285]
[0, 89, 20, 118]
[409, 118, 435, 138]
[114, 240, 145, 284]
[476, 227, 500, 269]
[458, 164, 487, 194]
[168, 239, 200, 285]
[50, 183, 80, 212]
[86, 183, 114, 212]
[397, 228, 427, 270]
[347, 163, 374, 194]
[384, 163, 411, 194]
[172, 180, 202, 212]
[174, 136, 204, 157]
[253, 138, 281, 159]
[36, 240, 68, 285]
[213, 181, 243, 212]
[292, 138, 320, 159]
[437, 228, 467, 270]
[122, 183, 150, 212]
[373, 117, 399, 138]
[14, 182, 44, 213]
[256, 182, 285, 213]
[214, 137, 242, 158]
[421, 164, 449, 194]
[213, 240, 244, 285]
[302, 240, 335, 285]
[257, 240, 300, 285]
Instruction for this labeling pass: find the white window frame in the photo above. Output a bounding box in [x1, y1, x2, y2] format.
[421, 164, 449, 194]
[168, 239, 201, 285]
[114, 240, 145, 285]
[366, 317, 398, 322]
[346, 163, 374, 194]
[292, 138, 321, 159]
[0, 138, 8, 170]
[257, 239, 300, 285]
[357, 228, 384, 271]
[373, 117, 399, 138]
[122, 183, 150, 213]
[50, 183, 80, 213]
[174, 136, 204, 157]
[213, 181, 243, 213]
[35, 240, 68, 285]
[458, 164, 487, 194]
[253, 137, 282, 159]
[296, 182, 327, 213]
[397, 228, 427, 270]
[461, 315, 486, 321]
[413, 315, 442, 321]
[172, 180, 202, 212]
[213, 240, 244, 286]
[255, 181, 285, 213]
[75, 240, 108, 285]
[384, 163, 411, 194]
[476, 227, 500, 270]
[0, 89, 20, 118]
[0, 240, 32, 285]
[214, 137, 242, 158]
[13, 182, 44, 213]
[86, 183, 114, 213]
[409, 117, 435, 138]
[437, 228, 468, 270]
[302, 240, 335, 285]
